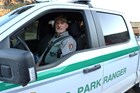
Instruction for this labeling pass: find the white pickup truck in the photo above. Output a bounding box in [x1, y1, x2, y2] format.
[0, 0, 140, 93]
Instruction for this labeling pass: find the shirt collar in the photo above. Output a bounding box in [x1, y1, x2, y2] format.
[55, 31, 69, 37]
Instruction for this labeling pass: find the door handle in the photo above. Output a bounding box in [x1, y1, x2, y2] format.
[83, 64, 101, 74]
[129, 52, 137, 57]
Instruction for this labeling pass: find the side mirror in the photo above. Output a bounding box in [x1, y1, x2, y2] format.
[0, 48, 37, 86]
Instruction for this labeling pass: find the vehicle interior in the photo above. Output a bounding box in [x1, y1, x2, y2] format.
[10, 11, 89, 67]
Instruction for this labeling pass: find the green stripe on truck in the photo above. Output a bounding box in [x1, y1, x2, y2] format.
[0, 46, 139, 91]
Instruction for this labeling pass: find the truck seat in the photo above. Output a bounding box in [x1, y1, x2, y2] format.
[68, 22, 85, 50]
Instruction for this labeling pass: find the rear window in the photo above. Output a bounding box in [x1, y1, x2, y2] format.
[97, 12, 130, 45]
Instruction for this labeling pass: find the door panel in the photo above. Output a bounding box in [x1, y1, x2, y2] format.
[102, 44, 138, 93]
[94, 11, 139, 93]
[25, 50, 103, 93]
[1, 49, 103, 93]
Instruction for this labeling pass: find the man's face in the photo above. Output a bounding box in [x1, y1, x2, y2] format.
[55, 20, 68, 34]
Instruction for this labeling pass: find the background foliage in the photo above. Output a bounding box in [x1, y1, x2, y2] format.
[0, 0, 33, 16]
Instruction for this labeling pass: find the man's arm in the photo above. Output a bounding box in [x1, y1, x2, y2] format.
[60, 37, 76, 57]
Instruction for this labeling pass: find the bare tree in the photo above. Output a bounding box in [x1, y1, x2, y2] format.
[2, 0, 11, 5]
[0, 0, 16, 5]
[16, 0, 24, 3]
[11, 0, 17, 3]
[16, 0, 35, 4]
[24, 0, 35, 4]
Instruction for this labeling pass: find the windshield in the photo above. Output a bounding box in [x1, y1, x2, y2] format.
[0, 6, 33, 27]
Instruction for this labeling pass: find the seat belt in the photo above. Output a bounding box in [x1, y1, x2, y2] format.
[37, 36, 70, 66]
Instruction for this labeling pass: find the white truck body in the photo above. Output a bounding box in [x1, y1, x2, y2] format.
[0, 0, 140, 93]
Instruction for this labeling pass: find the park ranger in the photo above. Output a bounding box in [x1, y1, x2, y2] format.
[44, 15, 76, 64]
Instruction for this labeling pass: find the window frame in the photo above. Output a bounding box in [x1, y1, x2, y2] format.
[36, 9, 95, 70]
[93, 11, 130, 47]
[9, 7, 96, 70]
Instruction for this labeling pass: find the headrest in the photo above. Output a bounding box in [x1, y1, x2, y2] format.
[46, 24, 53, 34]
[68, 22, 81, 36]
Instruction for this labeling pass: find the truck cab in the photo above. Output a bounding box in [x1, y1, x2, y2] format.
[0, 0, 140, 93]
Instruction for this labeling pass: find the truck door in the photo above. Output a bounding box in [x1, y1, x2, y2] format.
[0, 6, 103, 93]
[95, 11, 139, 93]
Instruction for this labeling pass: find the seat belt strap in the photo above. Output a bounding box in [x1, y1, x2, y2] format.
[37, 36, 70, 65]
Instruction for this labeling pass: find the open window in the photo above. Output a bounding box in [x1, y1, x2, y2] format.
[9, 9, 90, 69]
[36, 11, 89, 68]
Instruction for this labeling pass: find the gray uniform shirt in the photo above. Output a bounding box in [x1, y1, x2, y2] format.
[45, 31, 76, 64]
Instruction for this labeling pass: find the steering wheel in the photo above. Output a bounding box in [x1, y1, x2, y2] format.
[12, 37, 31, 52]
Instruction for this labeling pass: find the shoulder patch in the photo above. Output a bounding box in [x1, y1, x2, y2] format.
[69, 43, 74, 51]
